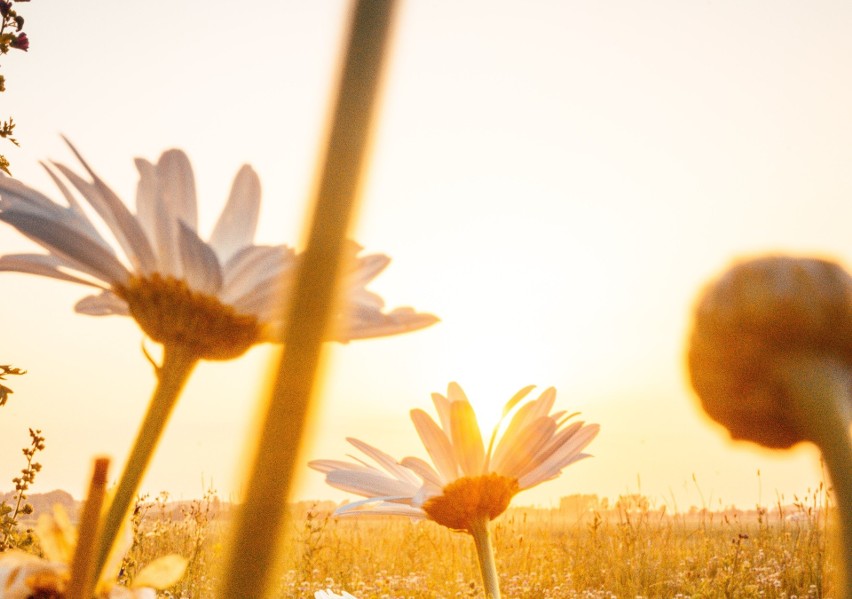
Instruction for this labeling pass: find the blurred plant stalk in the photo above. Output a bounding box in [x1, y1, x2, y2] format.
[687, 256, 852, 599]
[217, 1, 398, 597]
[66, 457, 110, 599]
[774, 354, 852, 598]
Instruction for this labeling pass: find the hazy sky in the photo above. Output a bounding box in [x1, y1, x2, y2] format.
[1, 1, 850, 510]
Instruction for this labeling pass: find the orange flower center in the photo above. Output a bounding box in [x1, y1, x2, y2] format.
[115, 274, 261, 361]
[25, 568, 66, 598]
[421, 473, 520, 532]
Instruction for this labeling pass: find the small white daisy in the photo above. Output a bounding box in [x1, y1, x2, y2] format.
[311, 382, 600, 532]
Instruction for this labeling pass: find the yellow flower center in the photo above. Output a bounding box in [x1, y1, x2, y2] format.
[421, 473, 520, 532]
[115, 274, 261, 361]
[25, 568, 66, 598]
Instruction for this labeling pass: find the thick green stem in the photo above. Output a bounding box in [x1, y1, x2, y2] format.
[470, 517, 501, 599]
[777, 354, 852, 599]
[92, 344, 198, 584]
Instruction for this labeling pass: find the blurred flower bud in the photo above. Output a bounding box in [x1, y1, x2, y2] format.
[10, 31, 27, 50]
[687, 255, 852, 448]
[0, 1, 10, 17]
[14, 15, 23, 31]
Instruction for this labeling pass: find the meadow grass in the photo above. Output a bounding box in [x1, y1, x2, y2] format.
[121, 488, 835, 599]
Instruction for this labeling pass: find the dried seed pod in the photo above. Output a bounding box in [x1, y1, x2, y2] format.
[687, 255, 852, 448]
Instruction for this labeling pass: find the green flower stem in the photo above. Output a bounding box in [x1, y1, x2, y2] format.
[92, 343, 198, 584]
[470, 517, 501, 599]
[777, 353, 852, 599]
[217, 2, 397, 597]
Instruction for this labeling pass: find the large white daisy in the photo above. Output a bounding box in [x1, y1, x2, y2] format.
[0, 140, 437, 360]
[310, 382, 600, 532]
[0, 505, 184, 599]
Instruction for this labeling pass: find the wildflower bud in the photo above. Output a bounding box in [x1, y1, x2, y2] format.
[687, 255, 852, 448]
[14, 15, 23, 30]
[0, 1, 10, 17]
[10, 31, 27, 50]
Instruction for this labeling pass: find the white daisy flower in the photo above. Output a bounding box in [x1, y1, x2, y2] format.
[0, 505, 184, 599]
[0, 140, 437, 360]
[310, 382, 600, 532]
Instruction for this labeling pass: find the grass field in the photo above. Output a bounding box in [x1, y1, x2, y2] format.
[120, 488, 836, 599]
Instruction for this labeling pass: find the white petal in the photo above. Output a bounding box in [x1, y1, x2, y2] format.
[500, 385, 536, 420]
[335, 498, 424, 519]
[490, 417, 557, 479]
[0, 175, 110, 254]
[325, 469, 418, 499]
[208, 164, 260, 263]
[336, 306, 439, 342]
[516, 424, 600, 490]
[151, 183, 181, 278]
[131, 555, 188, 590]
[0, 174, 73, 218]
[229, 274, 292, 321]
[0, 551, 66, 598]
[533, 420, 584, 465]
[518, 453, 592, 489]
[527, 387, 557, 423]
[448, 396, 486, 476]
[431, 392, 452, 435]
[489, 402, 538, 468]
[345, 252, 390, 289]
[57, 139, 157, 273]
[40, 163, 112, 250]
[400, 456, 443, 488]
[484, 385, 537, 469]
[0, 253, 107, 288]
[446, 383, 468, 403]
[308, 459, 375, 475]
[220, 245, 295, 305]
[0, 211, 130, 286]
[348, 287, 385, 310]
[134, 158, 159, 256]
[156, 149, 197, 231]
[491, 405, 556, 471]
[178, 221, 222, 295]
[413, 483, 442, 508]
[346, 438, 421, 487]
[145, 150, 199, 278]
[75, 291, 130, 316]
[409, 409, 458, 484]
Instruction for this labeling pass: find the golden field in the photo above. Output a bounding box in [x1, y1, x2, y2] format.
[121, 489, 834, 599]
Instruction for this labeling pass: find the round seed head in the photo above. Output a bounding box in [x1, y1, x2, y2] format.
[687, 255, 852, 448]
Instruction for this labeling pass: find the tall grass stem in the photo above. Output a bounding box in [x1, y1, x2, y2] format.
[217, 2, 397, 597]
[66, 457, 109, 599]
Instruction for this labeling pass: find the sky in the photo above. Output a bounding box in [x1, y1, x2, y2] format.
[1, 0, 850, 511]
